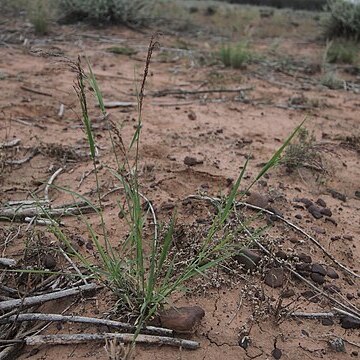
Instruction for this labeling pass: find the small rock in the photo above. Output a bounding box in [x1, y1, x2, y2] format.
[295, 198, 313, 208]
[187, 110, 197, 121]
[351, 350, 358, 357]
[264, 267, 284, 288]
[281, 288, 295, 298]
[298, 253, 312, 263]
[295, 214, 302, 219]
[42, 254, 56, 270]
[355, 191, 360, 199]
[320, 208, 332, 217]
[267, 207, 283, 218]
[272, 348, 282, 359]
[159, 306, 205, 333]
[316, 198, 327, 207]
[326, 267, 339, 279]
[346, 293, 354, 300]
[312, 226, 326, 234]
[322, 318, 334, 326]
[341, 316, 360, 329]
[184, 156, 203, 166]
[247, 192, 269, 208]
[328, 189, 346, 202]
[325, 217, 337, 226]
[310, 272, 325, 285]
[161, 202, 175, 211]
[235, 248, 262, 270]
[308, 204, 323, 219]
[328, 337, 345, 352]
[311, 263, 326, 276]
[275, 250, 287, 260]
[343, 234, 353, 240]
[296, 263, 312, 272]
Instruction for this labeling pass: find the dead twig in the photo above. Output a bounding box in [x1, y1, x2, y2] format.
[44, 167, 63, 203]
[0, 313, 173, 337]
[0, 283, 97, 312]
[152, 86, 253, 97]
[20, 85, 52, 97]
[0, 139, 21, 149]
[25, 333, 199, 350]
[5, 149, 38, 165]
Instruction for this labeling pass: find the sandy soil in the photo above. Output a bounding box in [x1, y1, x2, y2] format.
[0, 9, 359, 360]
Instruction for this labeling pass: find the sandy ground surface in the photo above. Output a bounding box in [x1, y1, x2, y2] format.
[0, 7, 360, 360]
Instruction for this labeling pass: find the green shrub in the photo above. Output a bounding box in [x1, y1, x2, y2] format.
[219, 43, 253, 68]
[57, 0, 156, 26]
[326, 40, 358, 64]
[324, 0, 360, 40]
[29, 0, 52, 35]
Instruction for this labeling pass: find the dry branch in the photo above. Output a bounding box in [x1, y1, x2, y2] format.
[25, 333, 199, 350]
[152, 87, 253, 97]
[0, 313, 173, 337]
[0, 283, 97, 311]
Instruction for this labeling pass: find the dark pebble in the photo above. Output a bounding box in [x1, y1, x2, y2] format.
[326, 267, 339, 279]
[299, 253, 312, 263]
[355, 191, 360, 199]
[275, 250, 287, 260]
[325, 217, 337, 226]
[235, 248, 261, 270]
[328, 189, 346, 202]
[272, 348, 282, 359]
[161, 202, 175, 211]
[247, 192, 269, 208]
[295, 214, 302, 219]
[281, 288, 295, 298]
[264, 267, 284, 288]
[316, 198, 327, 207]
[295, 197, 313, 208]
[346, 293, 354, 300]
[321, 318, 334, 326]
[341, 315, 360, 329]
[311, 263, 327, 276]
[42, 254, 57, 270]
[320, 208, 332, 217]
[296, 263, 312, 272]
[302, 290, 320, 302]
[308, 204, 323, 219]
[267, 206, 283, 217]
[311, 272, 325, 285]
[184, 156, 203, 166]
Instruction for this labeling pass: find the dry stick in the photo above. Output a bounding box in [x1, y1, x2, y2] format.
[152, 86, 253, 97]
[25, 333, 199, 350]
[20, 86, 52, 97]
[0, 139, 21, 148]
[0, 283, 97, 312]
[0, 203, 97, 220]
[0, 313, 173, 337]
[44, 167, 63, 203]
[5, 149, 38, 165]
[290, 312, 335, 319]
[58, 248, 88, 285]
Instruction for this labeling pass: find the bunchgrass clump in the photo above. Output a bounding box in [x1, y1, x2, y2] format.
[326, 40, 358, 64]
[28, 0, 52, 35]
[282, 127, 323, 172]
[321, 71, 344, 89]
[219, 42, 253, 69]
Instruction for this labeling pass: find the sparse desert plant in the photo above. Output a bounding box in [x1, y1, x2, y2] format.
[57, 0, 156, 26]
[219, 42, 253, 68]
[28, 0, 52, 35]
[324, 0, 360, 40]
[281, 127, 324, 171]
[326, 39, 358, 64]
[321, 71, 344, 89]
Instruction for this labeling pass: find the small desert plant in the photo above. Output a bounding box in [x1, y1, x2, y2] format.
[219, 42, 253, 68]
[324, 0, 360, 41]
[321, 71, 344, 89]
[57, 0, 156, 26]
[28, 0, 52, 35]
[281, 127, 323, 171]
[326, 39, 358, 64]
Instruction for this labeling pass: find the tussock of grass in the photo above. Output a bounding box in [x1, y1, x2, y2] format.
[321, 71, 344, 89]
[219, 42, 253, 69]
[326, 40, 358, 64]
[107, 46, 138, 56]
